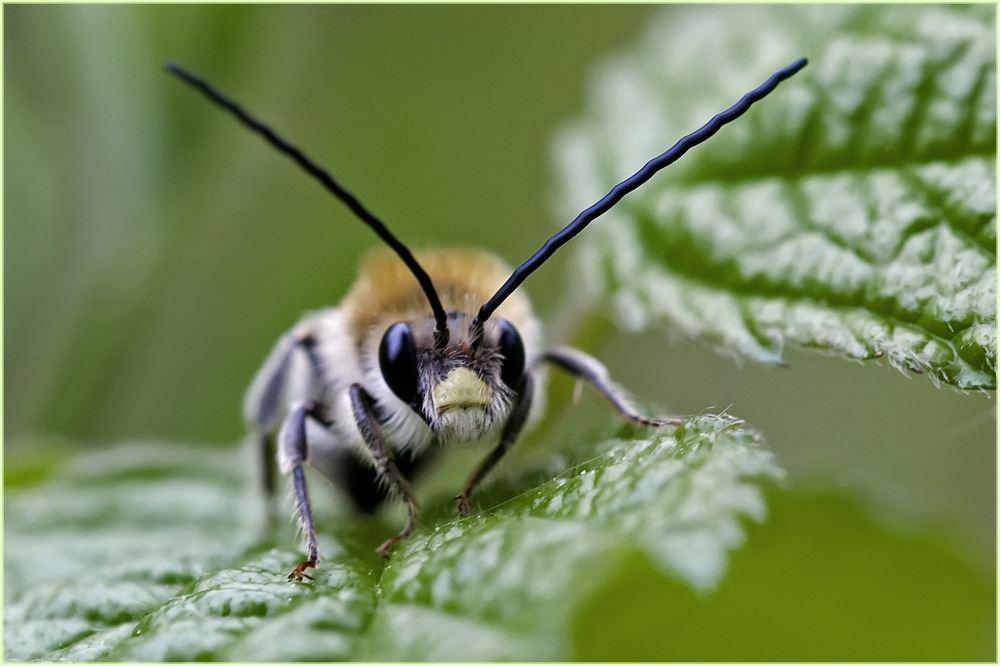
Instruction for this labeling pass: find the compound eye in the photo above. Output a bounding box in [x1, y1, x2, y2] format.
[496, 319, 525, 389]
[379, 322, 419, 405]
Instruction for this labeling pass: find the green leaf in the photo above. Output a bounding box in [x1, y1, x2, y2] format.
[5, 7, 993, 662]
[362, 415, 779, 661]
[5, 428, 992, 661]
[4, 416, 780, 661]
[556, 5, 996, 389]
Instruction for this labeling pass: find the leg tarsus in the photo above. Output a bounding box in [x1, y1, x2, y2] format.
[288, 558, 316, 582]
[376, 533, 406, 560]
[376, 493, 418, 559]
[454, 493, 473, 516]
[244, 330, 334, 578]
[281, 411, 321, 579]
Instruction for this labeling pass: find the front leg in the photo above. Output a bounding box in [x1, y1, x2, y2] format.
[349, 384, 419, 559]
[541, 347, 681, 427]
[455, 372, 535, 516]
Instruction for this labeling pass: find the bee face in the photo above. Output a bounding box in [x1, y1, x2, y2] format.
[378, 313, 526, 443]
[338, 247, 539, 446]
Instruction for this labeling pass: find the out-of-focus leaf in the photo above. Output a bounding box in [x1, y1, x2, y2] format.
[556, 5, 996, 389]
[4, 415, 780, 661]
[572, 491, 996, 661]
[2, 444, 259, 661]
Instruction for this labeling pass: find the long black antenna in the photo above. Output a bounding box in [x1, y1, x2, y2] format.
[165, 63, 451, 347]
[473, 57, 808, 329]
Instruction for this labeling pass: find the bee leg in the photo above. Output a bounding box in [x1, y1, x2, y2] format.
[455, 372, 536, 516]
[260, 432, 277, 501]
[540, 347, 682, 427]
[244, 332, 306, 501]
[332, 446, 437, 514]
[279, 401, 326, 581]
[349, 384, 419, 559]
[246, 333, 329, 520]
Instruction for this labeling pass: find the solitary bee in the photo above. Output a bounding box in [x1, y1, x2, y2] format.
[167, 57, 807, 581]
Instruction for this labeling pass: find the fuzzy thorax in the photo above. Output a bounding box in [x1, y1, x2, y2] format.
[340, 247, 535, 344]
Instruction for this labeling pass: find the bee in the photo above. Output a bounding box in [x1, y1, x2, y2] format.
[166, 57, 807, 581]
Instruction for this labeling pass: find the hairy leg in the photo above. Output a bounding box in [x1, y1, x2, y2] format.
[541, 347, 681, 427]
[349, 384, 420, 559]
[455, 373, 535, 515]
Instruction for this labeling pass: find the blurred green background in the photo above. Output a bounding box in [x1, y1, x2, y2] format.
[4, 4, 995, 656]
[6, 4, 657, 446]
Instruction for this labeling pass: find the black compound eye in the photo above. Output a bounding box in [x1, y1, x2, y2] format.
[379, 322, 419, 405]
[496, 319, 525, 389]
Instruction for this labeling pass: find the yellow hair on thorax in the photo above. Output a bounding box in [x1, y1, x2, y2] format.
[341, 248, 533, 343]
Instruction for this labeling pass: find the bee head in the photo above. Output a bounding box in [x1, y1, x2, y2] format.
[378, 314, 526, 443]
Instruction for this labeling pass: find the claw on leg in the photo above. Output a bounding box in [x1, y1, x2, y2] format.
[376, 535, 405, 560]
[454, 494, 473, 516]
[288, 558, 316, 582]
